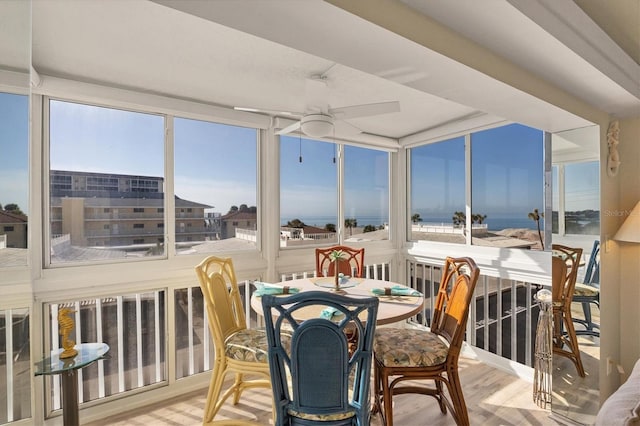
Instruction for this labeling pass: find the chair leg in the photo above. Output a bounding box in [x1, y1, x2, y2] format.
[575, 301, 600, 337]
[445, 369, 469, 426]
[377, 365, 394, 426]
[563, 311, 586, 377]
[203, 360, 229, 422]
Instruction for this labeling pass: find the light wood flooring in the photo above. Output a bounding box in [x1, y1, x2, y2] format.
[85, 356, 562, 426]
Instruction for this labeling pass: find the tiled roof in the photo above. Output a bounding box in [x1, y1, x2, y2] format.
[221, 211, 257, 220]
[0, 210, 28, 223]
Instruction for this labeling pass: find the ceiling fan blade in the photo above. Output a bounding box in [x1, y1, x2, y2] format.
[334, 120, 362, 136]
[275, 120, 301, 135]
[329, 101, 400, 120]
[234, 106, 301, 117]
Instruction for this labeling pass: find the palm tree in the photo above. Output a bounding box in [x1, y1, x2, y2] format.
[344, 218, 357, 236]
[411, 213, 422, 224]
[472, 213, 487, 224]
[528, 209, 544, 249]
[325, 223, 336, 232]
[452, 211, 466, 227]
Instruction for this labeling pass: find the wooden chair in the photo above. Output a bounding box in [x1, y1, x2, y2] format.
[195, 256, 271, 425]
[573, 240, 600, 337]
[315, 245, 365, 278]
[551, 245, 586, 377]
[261, 290, 379, 426]
[372, 257, 480, 426]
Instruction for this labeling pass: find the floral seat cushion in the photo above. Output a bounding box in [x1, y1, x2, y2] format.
[225, 328, 291, 363]
[374, 328, 449, 367]
[574, 283, 599, 297]
[288, 408, 355, 421]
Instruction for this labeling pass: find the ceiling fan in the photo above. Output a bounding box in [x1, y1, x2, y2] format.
[235, 76, 400, 138]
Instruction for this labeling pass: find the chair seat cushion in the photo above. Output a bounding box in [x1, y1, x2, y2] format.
[288, 408, 355, 421]
[225, 328, 271, 363]
[374, 328, 448, 367]
[574, 283, 599, 297]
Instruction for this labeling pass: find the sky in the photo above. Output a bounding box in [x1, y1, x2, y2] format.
[1, 96, 600, 223]
[0, 92, 29, 214]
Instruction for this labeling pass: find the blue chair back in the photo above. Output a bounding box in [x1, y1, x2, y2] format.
[261, 291, 379, 426]
[584, 240, 600, 286]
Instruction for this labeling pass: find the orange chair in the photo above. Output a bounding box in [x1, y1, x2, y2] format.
[551, 245, 586, 377]
[373, 257, 480, 426]
[315, 245, 365, 278]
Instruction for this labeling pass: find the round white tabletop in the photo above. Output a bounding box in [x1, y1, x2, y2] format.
[251, 277, 424, 325]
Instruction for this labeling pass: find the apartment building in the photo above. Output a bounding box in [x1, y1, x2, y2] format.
[50, 170, 214, 249]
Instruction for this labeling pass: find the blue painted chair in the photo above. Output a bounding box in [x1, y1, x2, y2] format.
[261, 290, 379, 426]
[573, 240, 600, 337]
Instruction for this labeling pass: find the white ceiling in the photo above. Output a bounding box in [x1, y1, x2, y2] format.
[3, 0, 639, 151]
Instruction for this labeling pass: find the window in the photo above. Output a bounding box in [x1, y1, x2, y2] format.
[409, 124, 545, 250]
[157, 223, 164, 228]
[344, 145, 390, 241]
[0, 92, 29, 267]
[103, 224, 110, 230]
[133, 224, 144, 229]
[174, 118, 257, 254]
[410, 137, 465, 244]
[563, 161, 600, 235]
[104, 208, 111, 213]
[280, 136, 337, 247]
[48, 100, 165, 264]
[133, 208, 145, 213]
[471, 124, 544, 249]
[157, 208, 164, 213]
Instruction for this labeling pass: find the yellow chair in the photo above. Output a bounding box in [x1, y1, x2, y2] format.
[195, 256, 271, 425]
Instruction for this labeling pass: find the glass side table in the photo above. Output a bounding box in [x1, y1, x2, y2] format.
[35, 343, 110, 426]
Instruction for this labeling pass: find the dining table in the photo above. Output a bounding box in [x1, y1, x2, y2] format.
[250, 276, 424, 325]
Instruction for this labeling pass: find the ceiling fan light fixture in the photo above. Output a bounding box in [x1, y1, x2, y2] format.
[300, 114, 334, 138]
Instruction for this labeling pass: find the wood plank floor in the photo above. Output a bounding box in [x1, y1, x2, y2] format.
[85, 356, 563, 426]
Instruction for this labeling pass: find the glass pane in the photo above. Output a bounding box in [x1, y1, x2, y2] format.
[0, 308, 31, 423]
[344, 145, 389, 241]
[49, 100, 165, 264]
[410, 137, 465, 243]
[564, 161, 599, 235]
[174, 118, 257, 254]
[552, 165, 559, 234]
[280, 136, 337, 247]
[0, 92, 29, 268]
[471, 124, 545, 250]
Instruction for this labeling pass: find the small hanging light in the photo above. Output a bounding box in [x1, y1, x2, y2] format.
[299, 133, 303, 163]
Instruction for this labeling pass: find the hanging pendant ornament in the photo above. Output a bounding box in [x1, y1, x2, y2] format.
[299, 133, 303, 163]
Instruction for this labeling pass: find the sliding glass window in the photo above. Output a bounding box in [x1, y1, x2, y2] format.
[344, 145, 389, 241]
[280, 136, 337, 247]
[410, 137, 465, 244]
[409, 123, 545, 250]
[174, 117, 258, 253]
[48, 100, 165, 265]
[471, 124, 544, 249]
[0, 92, 29, 268]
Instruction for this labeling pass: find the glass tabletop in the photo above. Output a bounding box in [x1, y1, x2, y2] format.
[35, 343, 110, 376]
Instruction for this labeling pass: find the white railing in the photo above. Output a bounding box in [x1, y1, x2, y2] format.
[30, 256, 544, 423]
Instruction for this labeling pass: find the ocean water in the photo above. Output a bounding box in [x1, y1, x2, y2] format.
[282, 215, 541, 230]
